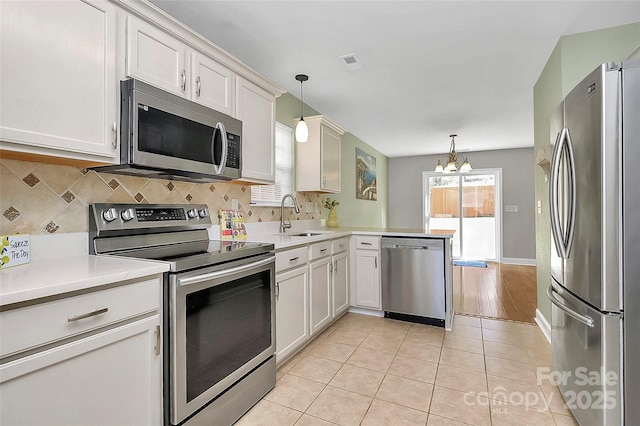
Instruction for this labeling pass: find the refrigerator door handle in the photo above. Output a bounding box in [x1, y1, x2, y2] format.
[547, 285, 594, 327]
[549, 128, 575, 259]
[563, 128, 577, 258]
[549, 130, 566, 258]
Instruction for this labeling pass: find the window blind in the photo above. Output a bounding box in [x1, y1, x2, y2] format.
[250, 122, 295, 206]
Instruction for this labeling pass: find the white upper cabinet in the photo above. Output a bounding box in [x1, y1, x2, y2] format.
[296, 115, 345, 193]
[126, 16, 235, 115]
[236, 77, 276, 183]
[126, 15, 188, 97]
[0, 0, 283, 169]
[0, 0, 119, 162]
[192, 52, 235, 116]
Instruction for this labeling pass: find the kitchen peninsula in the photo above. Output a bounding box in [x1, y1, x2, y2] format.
[246, 225, 454, 366]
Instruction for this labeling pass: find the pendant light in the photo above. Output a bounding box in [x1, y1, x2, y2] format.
[295, 74, 309, 143]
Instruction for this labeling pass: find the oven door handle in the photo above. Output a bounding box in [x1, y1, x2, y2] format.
[178, 256, 274, 286]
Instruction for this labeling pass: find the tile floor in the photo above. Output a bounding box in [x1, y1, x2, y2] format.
[236, 313, 578, 426]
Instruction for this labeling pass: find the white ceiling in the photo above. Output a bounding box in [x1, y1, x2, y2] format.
[149, 1, 640, 157]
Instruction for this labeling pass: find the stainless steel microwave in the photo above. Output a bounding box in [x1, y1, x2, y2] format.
[93, 79, 241, 182]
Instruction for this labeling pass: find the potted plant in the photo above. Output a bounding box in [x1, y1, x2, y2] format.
[323, 197, 340, 228]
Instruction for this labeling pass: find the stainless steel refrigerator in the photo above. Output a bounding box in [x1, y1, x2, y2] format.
[548, 58, 639, 425]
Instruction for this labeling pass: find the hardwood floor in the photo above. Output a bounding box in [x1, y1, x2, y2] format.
[453, 262, 538, 323]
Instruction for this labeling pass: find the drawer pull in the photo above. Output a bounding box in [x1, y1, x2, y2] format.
[68, 307, 108, 322]
[289, 256, 300, 262]
[320, 248, 328, 252]
[360, 242, 373, 246]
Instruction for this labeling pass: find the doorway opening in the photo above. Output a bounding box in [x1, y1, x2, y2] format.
[423, 169, 537, 322]
[423, 169, 502, 261]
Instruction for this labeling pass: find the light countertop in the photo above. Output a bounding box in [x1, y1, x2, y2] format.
[248, 227, 453, 251]
[0, 227, 448, 307]
[0, 255, 169, 308]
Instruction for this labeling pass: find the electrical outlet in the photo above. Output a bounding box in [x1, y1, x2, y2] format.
[305, 202, 314, 213]
[231, 198, 239, 211]
[537, 200, 542, 214]
[314, 203, 319, 212]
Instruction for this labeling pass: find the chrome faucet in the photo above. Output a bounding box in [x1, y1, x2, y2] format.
[280, 194, 301, 233]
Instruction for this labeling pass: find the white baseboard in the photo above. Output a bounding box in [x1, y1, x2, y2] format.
[535, 308, 551, 344]
[501, 257, 537, 266]
[347, 307, 384, 317]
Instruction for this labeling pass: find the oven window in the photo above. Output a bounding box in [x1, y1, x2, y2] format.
[185, 269, 271, 402]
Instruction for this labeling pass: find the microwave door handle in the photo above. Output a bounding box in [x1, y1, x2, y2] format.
[213, 122, 227, 175]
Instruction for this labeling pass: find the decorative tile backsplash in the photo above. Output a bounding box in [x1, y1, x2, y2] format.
[0, 159, 323, 235]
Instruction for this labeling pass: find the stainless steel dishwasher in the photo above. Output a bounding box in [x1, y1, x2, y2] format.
[381, 237, 445, 327]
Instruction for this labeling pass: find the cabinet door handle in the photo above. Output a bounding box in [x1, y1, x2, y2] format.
[67, 307, 108, 322]
[181, 69, 186, 91]
[375, 256, 377, 269]
[289, 256, 299, 262]
[275, 282, 280, 300]
[334, 260, 338, 272]
[111, 122, 117, 148]
[196, 75, 201, 97]
[155, 325, 161, 356]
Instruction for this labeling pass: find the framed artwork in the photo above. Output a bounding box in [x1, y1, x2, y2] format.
[356, 148, 377, 200]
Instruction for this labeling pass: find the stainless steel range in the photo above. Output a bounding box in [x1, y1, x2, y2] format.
[89, 203, 276, 426]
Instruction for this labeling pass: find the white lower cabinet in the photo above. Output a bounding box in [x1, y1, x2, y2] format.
[0, 277, 162, 425]
[308, 256, 332, 336]
[274, 237, 350, 364]
[275, 265, 309, 363]
[353, 236, 381, 309]
[0, 316, 161, 426]
[331, 238, 350, 318]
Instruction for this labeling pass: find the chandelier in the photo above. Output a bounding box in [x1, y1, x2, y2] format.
[434, 134, 472, 173]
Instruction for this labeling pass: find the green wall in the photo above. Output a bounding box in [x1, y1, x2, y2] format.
[276, 93, 389, 228]
[533, 22, 640, 322]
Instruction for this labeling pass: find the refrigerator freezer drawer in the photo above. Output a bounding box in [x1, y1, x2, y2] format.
[549, 280, 622, 426]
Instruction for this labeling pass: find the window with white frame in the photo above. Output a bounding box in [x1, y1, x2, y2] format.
[250, 122, 295, 206]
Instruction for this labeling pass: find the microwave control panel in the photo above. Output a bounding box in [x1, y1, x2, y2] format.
[226, 133, 240, 169]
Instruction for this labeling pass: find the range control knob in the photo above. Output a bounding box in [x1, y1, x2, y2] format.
[102, 208, 118, 223]
[121, 208, 135, 222]
[187, 208, 198, 219]
[198, 208, 208, 218]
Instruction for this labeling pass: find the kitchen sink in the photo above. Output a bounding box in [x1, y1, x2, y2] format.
[288, 232, 325, 237]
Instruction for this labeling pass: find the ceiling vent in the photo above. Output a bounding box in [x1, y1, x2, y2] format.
[339, 53, 365, 71]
